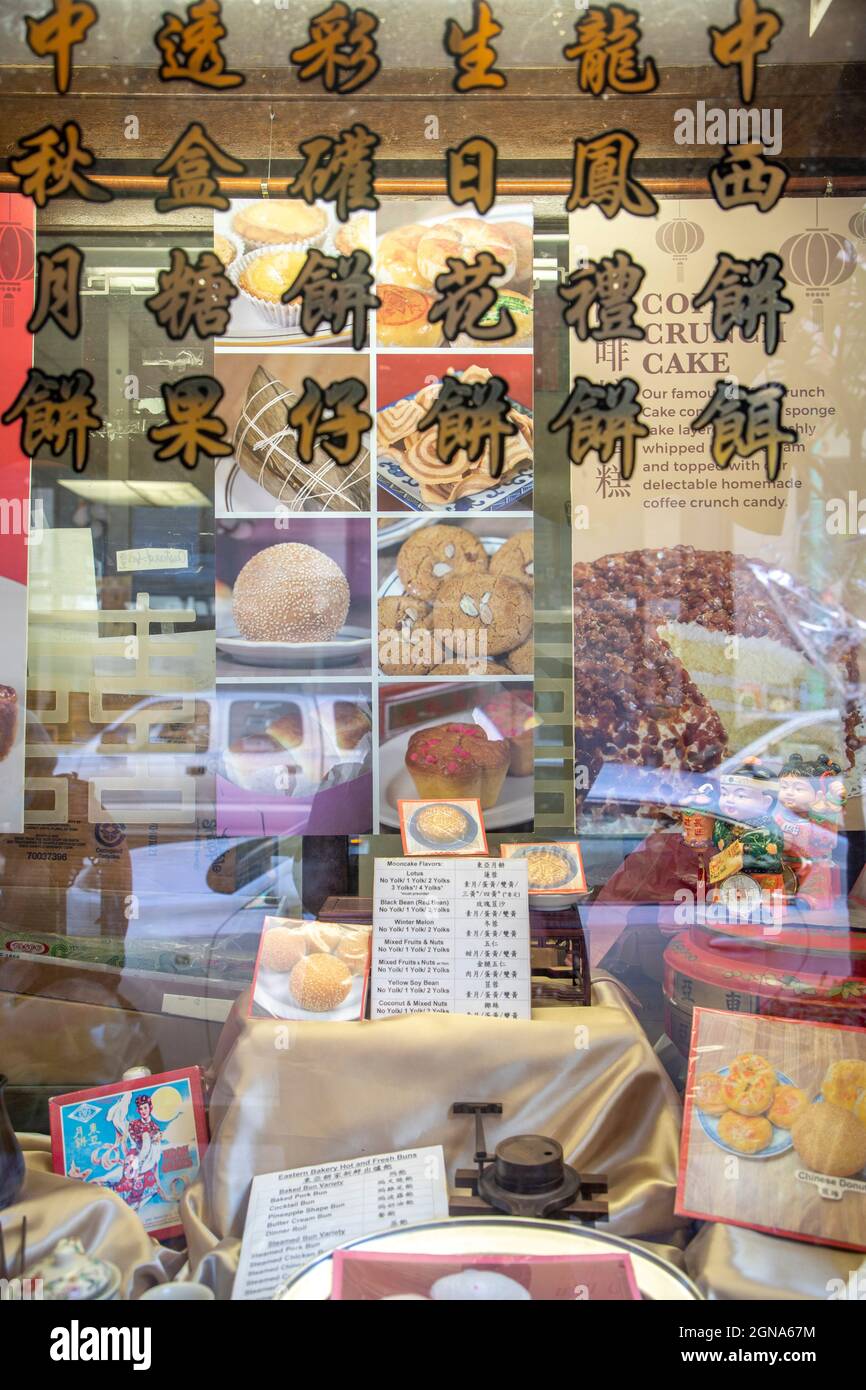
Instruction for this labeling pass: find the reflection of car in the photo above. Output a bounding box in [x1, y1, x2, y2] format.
[44, 685, 374, 834]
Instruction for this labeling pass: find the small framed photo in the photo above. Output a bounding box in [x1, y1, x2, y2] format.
[398, 798, 488, 856]
[331, 1251, 640, 1301]
[49, 1068, 208, 1239]
[500, 841, 587, 895]
[677, 1008, 866, 1252]
[249, 916, 371, 1021]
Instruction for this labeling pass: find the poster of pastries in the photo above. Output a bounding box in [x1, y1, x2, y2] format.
[377, 353, 533, 513]
[377, 517, 533, 679]
[375, 202, 533, 352]
[378, 680, 536, 832]
[677, 1007, 866, 1252]
[214, 352, 371, 515]
[0, 193, 33, 835]
[568, 197, 866, 831]
[215, 199, 373, 349]
[249, 916, 371, 1021]
[216, 517, 372, 679]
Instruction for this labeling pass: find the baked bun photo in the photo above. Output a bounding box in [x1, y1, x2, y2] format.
[375, 203, 533, 350]
[252, 918, 372, 1020]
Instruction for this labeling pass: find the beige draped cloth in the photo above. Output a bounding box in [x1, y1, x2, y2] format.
[181, 980, 691, 1297]
[6, 1138, 182, 1298]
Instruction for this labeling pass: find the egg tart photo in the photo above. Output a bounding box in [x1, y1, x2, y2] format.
[231, 200, 328, 249]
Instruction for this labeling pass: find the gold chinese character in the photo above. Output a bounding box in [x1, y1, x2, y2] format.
[566, 129, 657, 219]
[446, 135, 497, 215]
[693, 252, 792, 355]
[147, 376, 232, 468]
[290, 3, 380, 95]
[549, 375, 648, 481]
[145, 248, 237, 339]
[445, 1, 506, 92]
[28, 244, 83, 338]
[691, 380, 796, 482]
[563, 4, 658, 95]
[288, 377, 371, 466]
[283, 249, 379, 351]
[558, 251, 646, 342]
[2, 367, 102, 472]
[287, 124, 379, 224]
[428, 251, 515, 341]
[709, 0, 782, 105]
[155, 0, 244, 88]
[709, 143, 787, 213]
[11, 122, 111, 207]
[417, 373, 516, 479]
[25, 0, 97, 95]
[153, 122, 246, 213]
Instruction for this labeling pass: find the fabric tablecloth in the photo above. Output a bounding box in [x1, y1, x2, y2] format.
[181, 979, 689, 1297]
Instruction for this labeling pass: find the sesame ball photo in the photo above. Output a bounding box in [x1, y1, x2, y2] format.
[233, 542, 350, 643]
[216, 518, 373, 678]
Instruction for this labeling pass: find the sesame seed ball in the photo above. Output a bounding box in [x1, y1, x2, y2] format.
[289, 952, 353, 1012]
[232, 543, 350, 643]
[260, 925, 308, 973]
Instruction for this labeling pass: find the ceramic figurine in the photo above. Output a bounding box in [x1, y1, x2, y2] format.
[775, 753, 845, 909]
[711, 757, 784, 892]
[0, 1075, 25, 1211]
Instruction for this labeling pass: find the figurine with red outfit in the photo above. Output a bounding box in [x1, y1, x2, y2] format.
[775, 753, 846, 909]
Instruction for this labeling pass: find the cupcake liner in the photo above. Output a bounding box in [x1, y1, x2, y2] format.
[229, 244, 306, 331]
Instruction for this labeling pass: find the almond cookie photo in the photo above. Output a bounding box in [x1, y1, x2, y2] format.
[432, 572, 532, 658]
[396, 523, 488, 601]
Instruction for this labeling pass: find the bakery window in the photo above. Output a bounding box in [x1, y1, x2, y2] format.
[0, 0, 864, 1313]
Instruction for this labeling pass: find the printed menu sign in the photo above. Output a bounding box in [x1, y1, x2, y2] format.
[372, 857, 530, 1020]
[232, 1145, 449, 1301]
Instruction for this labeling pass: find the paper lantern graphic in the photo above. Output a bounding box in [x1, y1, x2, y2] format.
[780, 223, 855, 334]
[0, 198, 34, 329]
[655, 207, 704, 282]
[848, 207, 866, 243]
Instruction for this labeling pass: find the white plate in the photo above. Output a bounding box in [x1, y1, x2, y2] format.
[377, 535, 505, 600]
[216, 625, 371, 668]
[378, 712, 533, 830]
[274, 1215, 702, 1301]
[254, 966, 365, 1022]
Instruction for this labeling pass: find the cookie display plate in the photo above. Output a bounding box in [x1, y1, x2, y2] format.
[376, 396, 533, 514]
[378, 715, 533, 830]
[273, 1216, 702, 1301]
[216, 625, 371, 668]
[698, 1066, 797, 1159]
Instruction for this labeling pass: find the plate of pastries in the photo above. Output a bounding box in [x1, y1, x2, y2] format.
[377, 522, 533, 677]
[375, 212, 533, 351]
[695, 1052, 866, 1177]
[377, 365, 533, 512]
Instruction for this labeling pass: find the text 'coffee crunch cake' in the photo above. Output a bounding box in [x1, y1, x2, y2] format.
[573, 545, 865, 819]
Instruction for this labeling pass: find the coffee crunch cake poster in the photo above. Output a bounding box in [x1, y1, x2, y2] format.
[567, 197, 866, 832]
[0, 194, 34, 834]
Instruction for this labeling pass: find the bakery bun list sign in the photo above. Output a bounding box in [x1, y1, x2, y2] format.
[568, 197, 866, 832]
[0, 194, 34, 834]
